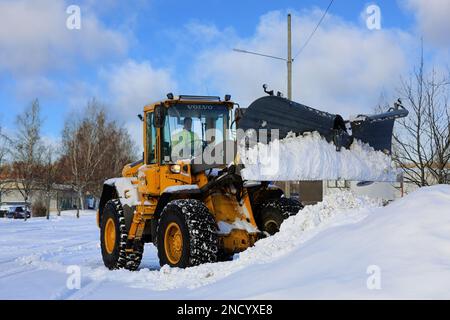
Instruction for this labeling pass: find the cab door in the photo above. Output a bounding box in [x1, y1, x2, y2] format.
[138, 112, 161, 196]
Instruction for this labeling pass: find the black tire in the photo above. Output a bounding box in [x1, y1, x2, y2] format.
[156, 199, 218, 268]
[257, 198, 304, 235]
[100, 199, 144, 271]
[217, 251, 235, 262]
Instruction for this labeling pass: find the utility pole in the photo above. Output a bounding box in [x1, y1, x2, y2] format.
[233, 13, 293, 99]
[285, 13, 292, 197]
[287, 13, 292, 101]
[233, 6, 333, 201]
[233, 13, 293, 197]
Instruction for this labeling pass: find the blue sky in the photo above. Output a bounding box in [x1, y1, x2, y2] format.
[0, 0, 448, 148]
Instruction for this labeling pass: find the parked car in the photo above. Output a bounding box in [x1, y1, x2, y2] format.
[6, 205, 31, 219]
[0, 205, 10, 218]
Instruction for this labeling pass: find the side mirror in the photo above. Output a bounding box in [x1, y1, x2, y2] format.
[153, 104, 166, 128]
[235, 108, 245, 123]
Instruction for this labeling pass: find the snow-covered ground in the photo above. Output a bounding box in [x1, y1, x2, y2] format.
[0, 186, 450, 299]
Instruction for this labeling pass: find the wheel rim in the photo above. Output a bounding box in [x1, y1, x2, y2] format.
[164, 222, 183, 265]
[264, 219, 280, 235]
[105, 218, 116, 254]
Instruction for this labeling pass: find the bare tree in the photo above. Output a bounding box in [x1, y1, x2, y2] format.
[0, 124, 11, 202]
[0, 126, 7, 164]
[393, 49, 450, 187]
[423, 70, 450, 184]
[37, 146, 61, 219]
[10, 99, 44, 220]
[61, 99, 136, 217]
[88, 124, 136, 199]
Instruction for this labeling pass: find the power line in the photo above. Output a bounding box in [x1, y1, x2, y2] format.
[293, 0, 334, 60]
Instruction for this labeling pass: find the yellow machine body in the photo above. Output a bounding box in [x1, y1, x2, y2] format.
[99, 96, 259, 255]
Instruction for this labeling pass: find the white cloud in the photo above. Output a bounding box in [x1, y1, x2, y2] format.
[184, 21, 223, 42]
[0, 0, 127, 76]
[189, 10, 412, 116]
[404, 0, 450, 48]
[104, 60, 176, 117]
[101, 60, 177, 149]
[15, 76, 57, 100]
[40, 59, 176, 151]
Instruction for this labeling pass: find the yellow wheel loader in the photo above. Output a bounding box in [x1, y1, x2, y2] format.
[97, 91, 407, 270]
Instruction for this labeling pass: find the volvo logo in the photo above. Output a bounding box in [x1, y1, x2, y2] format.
[186, 104, 214, 110]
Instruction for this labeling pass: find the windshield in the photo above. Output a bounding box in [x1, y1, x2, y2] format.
[162, 103, 229, 163]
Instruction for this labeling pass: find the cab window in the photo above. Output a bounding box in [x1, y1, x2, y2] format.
[146, 112, 157, 164]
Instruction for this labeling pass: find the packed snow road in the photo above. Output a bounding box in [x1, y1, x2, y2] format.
[1, 186, 450, 299]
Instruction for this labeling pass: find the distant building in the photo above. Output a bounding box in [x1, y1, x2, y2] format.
[0, 181, 85, 212]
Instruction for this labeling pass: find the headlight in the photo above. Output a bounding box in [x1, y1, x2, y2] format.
[170, 164, 181, 173]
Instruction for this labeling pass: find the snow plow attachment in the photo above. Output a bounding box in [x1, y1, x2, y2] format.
[237, 96, 408, 154]
[237, 96, 408, 182]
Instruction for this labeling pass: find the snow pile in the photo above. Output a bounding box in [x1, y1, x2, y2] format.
[240, 131, 399, 181]
[239, 185, 450, 299]
[235, 191, 381, 264]
[85, 191, 381, 291]
[3, 186, 450, 299]
[2, 190, 376, 296]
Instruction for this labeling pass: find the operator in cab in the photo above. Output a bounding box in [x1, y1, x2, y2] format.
[171, 117, 203, 159]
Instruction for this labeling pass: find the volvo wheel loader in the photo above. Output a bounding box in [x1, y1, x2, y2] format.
[97, 91, 407, 270]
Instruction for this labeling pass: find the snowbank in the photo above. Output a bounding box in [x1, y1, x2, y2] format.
[1, 186, 450, 299]
[228, 185, 450, 299]
[66, 191, 381, 293]
[240, 132, 399, 181]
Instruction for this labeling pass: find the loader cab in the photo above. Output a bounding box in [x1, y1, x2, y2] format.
[140, 96, 234, 195]
[144, 96, 233, 167]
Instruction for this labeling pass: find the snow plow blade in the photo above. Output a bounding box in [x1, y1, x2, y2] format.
[237, 96, 408, 182]
[237, 96, 408, 154]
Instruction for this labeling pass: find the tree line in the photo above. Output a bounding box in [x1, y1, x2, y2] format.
[0, 99, 137, 218]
